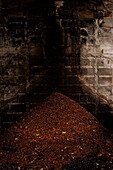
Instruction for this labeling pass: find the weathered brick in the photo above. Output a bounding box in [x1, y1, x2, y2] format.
[85, 77, 95, 85]
[97, 68, 112, 75]
[98, 77, 112, 85]
[98, 86, 112, 95]
[87, 95, 96, 103]
[80, 68, 95, 75]
[80, 94, 96, 103]
[80, 59, 95, 66]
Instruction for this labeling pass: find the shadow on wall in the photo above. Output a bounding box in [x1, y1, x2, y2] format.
[1, 72, 113, 134]
[1, 0, 113, 134]
[64, 75, 113, 131]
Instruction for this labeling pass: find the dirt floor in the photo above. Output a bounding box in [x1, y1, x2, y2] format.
[0, 92, 113, 169]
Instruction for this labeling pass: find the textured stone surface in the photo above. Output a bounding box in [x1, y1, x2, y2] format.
[56, 0, 113, 129]
[0, 0, 113, 133]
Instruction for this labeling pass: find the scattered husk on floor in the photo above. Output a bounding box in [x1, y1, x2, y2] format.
[0, 92, 113, 169]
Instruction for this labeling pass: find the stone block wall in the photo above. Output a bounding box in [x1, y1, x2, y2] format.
[79, 0, 113, 125]
[0, 0, 50, 133]
[0, 0, 113, 133]
[0, 0, 64, 133]
[56, 0, 113, 130]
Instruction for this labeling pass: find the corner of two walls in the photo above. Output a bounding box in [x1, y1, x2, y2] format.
[1, 0, 113, 133]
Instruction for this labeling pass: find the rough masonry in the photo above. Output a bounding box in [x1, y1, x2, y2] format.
[0, 0, 113, 133]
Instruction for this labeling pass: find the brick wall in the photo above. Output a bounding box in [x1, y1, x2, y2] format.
[0, 0, 64, 133]
[56, 0, 113, 130]
[79, 0, 113, 127]
[0, 0, 113, 133]
[0, 0, 56, 133]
